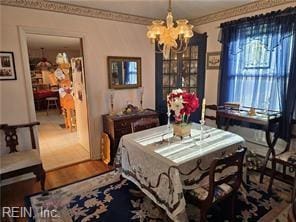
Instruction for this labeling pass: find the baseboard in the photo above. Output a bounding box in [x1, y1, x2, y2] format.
[0, 173, 35, 187]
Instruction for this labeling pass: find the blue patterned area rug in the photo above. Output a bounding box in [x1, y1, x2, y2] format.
[25, 170, 292, 222]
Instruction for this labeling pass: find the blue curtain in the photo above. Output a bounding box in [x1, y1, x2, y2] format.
[219, 7, 296, 140]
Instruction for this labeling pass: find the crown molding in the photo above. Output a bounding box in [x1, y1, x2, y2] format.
[1, 0, 294, 27]
[0, 0, 152, 25]
[190, 0, 295, 26]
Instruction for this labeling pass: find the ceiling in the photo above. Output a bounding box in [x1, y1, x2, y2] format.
[26, 34, 81, 51]
[52, 0, 253, 20]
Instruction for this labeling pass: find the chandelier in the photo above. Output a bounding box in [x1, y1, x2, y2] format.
[36, 47, 52, 70]
[56, 52, 69, 65]
[146, 0, 193, 59]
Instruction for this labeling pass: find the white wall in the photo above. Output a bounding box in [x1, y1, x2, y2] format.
[0, 5, 155, 158]
[196, 2, 296, 151]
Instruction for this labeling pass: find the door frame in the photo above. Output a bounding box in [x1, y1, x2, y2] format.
[18, 25, 93, 158]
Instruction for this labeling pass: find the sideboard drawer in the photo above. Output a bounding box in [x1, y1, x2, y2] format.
[115, 127, 131, 137]
[114, 120, 131, 129]
[102, 109, 159, 164]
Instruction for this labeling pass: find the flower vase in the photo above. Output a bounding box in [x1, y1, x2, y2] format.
[173, 123, 191, 139]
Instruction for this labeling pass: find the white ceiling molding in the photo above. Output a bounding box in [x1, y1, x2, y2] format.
[190, 0, 295, 26]
[0, 0, 294, 26]
[0, 0, 152, 25]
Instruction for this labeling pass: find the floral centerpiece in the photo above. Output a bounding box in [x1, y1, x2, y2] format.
[167, 89, 199, 138]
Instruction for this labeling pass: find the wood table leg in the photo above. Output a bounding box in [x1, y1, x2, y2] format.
[260, 148, 272, 183]
[217, 116, 230, 131]
[217, 115, 222, 129]
[268, 148, 276, 192]
[260, 125, 279, 184]
[224, 118, 231, 131]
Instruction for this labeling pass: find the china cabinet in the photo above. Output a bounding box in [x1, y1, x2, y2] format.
[155, 32, 207, 124]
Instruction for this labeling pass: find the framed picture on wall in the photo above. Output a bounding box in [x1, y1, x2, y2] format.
[207, 52, 221, 69]
[0, 52, 17, 80]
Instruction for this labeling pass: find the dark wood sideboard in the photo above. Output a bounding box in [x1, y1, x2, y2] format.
[102, 109, 159, 163]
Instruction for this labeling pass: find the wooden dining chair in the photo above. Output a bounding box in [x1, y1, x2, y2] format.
[205, 104, 217, 121]
[185, 147, 246, 222]
[131, 117, 160, 133]
[205, 104, 218, 128]
[262, 120, 296, 196]
[0, 122, 46, 191]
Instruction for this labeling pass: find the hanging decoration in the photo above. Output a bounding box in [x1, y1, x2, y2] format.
[146, 0, 194, 59]
[36, 47, 52, 70]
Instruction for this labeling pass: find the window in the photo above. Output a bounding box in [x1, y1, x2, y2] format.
[244, 39, 271, 69]
[225, 25, 294, 111]
[219, 7, 296, 139]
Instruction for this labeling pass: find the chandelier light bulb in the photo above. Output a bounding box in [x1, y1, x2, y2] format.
[146, 0, 193, 59]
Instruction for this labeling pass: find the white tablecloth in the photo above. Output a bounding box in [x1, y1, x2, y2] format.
[115, 123, 245, 221]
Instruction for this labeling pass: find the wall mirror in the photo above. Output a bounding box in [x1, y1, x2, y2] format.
[108, 56, 141, 89]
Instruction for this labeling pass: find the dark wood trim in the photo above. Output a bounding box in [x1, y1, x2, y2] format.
[6, 121, 40, 128]
[0, 122, 45, 191]
[185, 148, 246, 222]
[107, 56, 142, 89]
[258, 167, 294, 186]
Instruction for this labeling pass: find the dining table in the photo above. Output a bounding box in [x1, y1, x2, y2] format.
[115, 122, 245, 221]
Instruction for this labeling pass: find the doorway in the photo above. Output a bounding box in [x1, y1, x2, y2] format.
[25, 34, 90, 171]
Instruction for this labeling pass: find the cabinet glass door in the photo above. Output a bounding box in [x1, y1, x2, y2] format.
[155, 32, 207, 124]
[162, 51, 178, 101]
[181, 45, 199, 94]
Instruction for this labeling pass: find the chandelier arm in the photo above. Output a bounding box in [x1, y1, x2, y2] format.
[156, 43, 164, 54]
[176, 39, 184, 51]
[180, 40, 190, 53]
[171, 40, 186, 53]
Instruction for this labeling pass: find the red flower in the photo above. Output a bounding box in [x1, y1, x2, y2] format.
[181, 92, 199, 115]
[167, 89, 199, 123]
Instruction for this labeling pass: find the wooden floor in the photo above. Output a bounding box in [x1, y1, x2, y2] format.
[1, 160, 112, 209]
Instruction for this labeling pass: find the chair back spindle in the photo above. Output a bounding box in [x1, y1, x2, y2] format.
[2, 122, 40, 152]
[4, 126, 19, 153]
